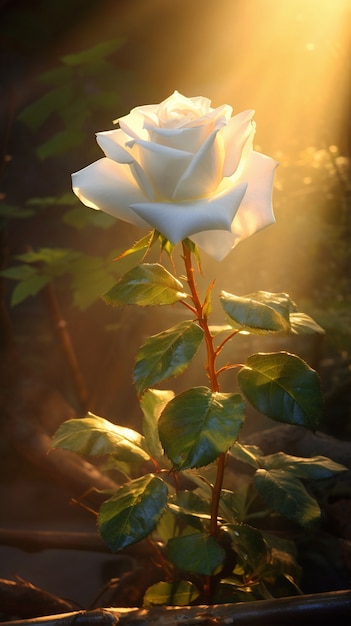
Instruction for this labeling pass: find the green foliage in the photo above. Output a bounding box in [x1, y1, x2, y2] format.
[133, 320, 204, 395]
[50, 233, 344, 606]
[158, 387, 245, 470]
[98, 474, 168, 551]
[167, 533, 225, 576]
[144, 580, 200, 606]
[238, 352, 323, 430]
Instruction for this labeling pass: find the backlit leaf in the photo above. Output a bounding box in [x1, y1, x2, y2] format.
[134, 320, 204, 394]
[238, 352, 322, 430]
[167, 533, 225, 575]
[98, 474, 168, 551]
[103, 263, 188, 306]
[254, 469, 321, 527]
[220, 290, 292, 334]
[140, 388, 174, 460]
[261, 452, 347, 479]
[144, 580, 199, 606]
[159, 387, 245, 470]
[51, 413, 150, 463]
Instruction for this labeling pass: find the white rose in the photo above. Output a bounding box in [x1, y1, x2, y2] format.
[72, 91, 278, 261]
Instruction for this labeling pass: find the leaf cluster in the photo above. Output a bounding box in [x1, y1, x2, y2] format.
[51, 252, 346, 606]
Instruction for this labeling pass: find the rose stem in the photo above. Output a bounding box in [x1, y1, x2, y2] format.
[181, 242, 226, 539]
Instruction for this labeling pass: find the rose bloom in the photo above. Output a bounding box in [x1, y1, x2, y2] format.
[72, 91, 278, 261]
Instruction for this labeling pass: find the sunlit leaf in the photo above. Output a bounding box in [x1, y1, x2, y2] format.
[159, 387, 245, 470]
[167, 533, 225, 575]
[51, 413, 150, 463]
[289, 312, 325, 335]
[261, 452, 347, 479]
[98, 474, 168, 551]
[254, 469, 321, 527]
[140, 388, 174, 460]
[134, 321, 204, 394]
[238, 352, 323, 430]
[144, 580, 199, 606]
[103, 263, 188, 307]
[220, 291, 292, 334]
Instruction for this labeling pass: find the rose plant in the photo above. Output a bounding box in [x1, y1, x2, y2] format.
[52, 92, 346, 606]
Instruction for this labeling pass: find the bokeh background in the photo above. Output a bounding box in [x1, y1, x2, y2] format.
[0, 0, 351, 608]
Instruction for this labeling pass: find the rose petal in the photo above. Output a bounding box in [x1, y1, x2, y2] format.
[190, 230, 238, 262]
[230, 151, 278, 240]
[97, 129, 134, 164]
[118, 105, 158, 139]
[173, 130, 224, 200]
[156, 91, 212, 128]
[220, 109, 256, 177]
[191, 151, 278, 260]
[72, 158, 149, 228]
[130, 181, 247, 244]
[133, 139, 193, 199]
[148, 124, 213, 153]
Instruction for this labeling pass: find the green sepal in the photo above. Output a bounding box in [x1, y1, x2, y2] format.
[134, 320, 204, 395]
[103, 263, 188, 306]
[98, 474, 168, 551]
[144, 580, 200, 607]
[51, 413, 150, 464]
[254, 469, 321, 527]
[167, 533, 225, 575]
[114, 230, 158, 262]
[237, 352, 323, 431]
[158, 387, 245, 470]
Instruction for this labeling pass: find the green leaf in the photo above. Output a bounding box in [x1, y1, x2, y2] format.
[229, 442, 262, 469]
[168, 490, 211, 520]
[19, 84, 74, 131]
[220, 290, 292, 334]
[51, 414, 150, 464]
[222, 524, 270, 574]
[144, 580, 199, 606]
[261, 452, 347, 479]
[37, 129, 84, 160]
[1, 264, 37, 281]
[61, 39, 123, 66]
[158, 387, 245, 470]
[103, 263, 188, 307]
[289, 312, 325, 335]
[98, 474, 168, 551]
[167, 533, 225, 575]
[254, 469, 321, 527]
[140, 389, 174, 460]
[134, 321, 204, 395]
[238, 352, 323, 430]
[10, 273, 51, 305]
[63, 206, 116, 230]
[69, 254, 117, 310]
[0, 203, 35, 219]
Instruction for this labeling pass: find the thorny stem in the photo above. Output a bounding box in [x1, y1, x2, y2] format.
[181, 242, 226, 541]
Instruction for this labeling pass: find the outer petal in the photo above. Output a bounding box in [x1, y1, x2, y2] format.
[97, 129, 134, 164]
[96, 130, 155, 199]
[190, 230, 238, 262]
[220, 109, 256, 177]
[191, 151, 278, 260]
[173, 130, 224, 200]
[72, 158, 150, 228]
[130, 181, 248, 244]
[230, 151, 278, 241]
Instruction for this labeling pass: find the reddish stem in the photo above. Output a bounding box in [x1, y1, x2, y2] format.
[181, 242, 225, 539]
